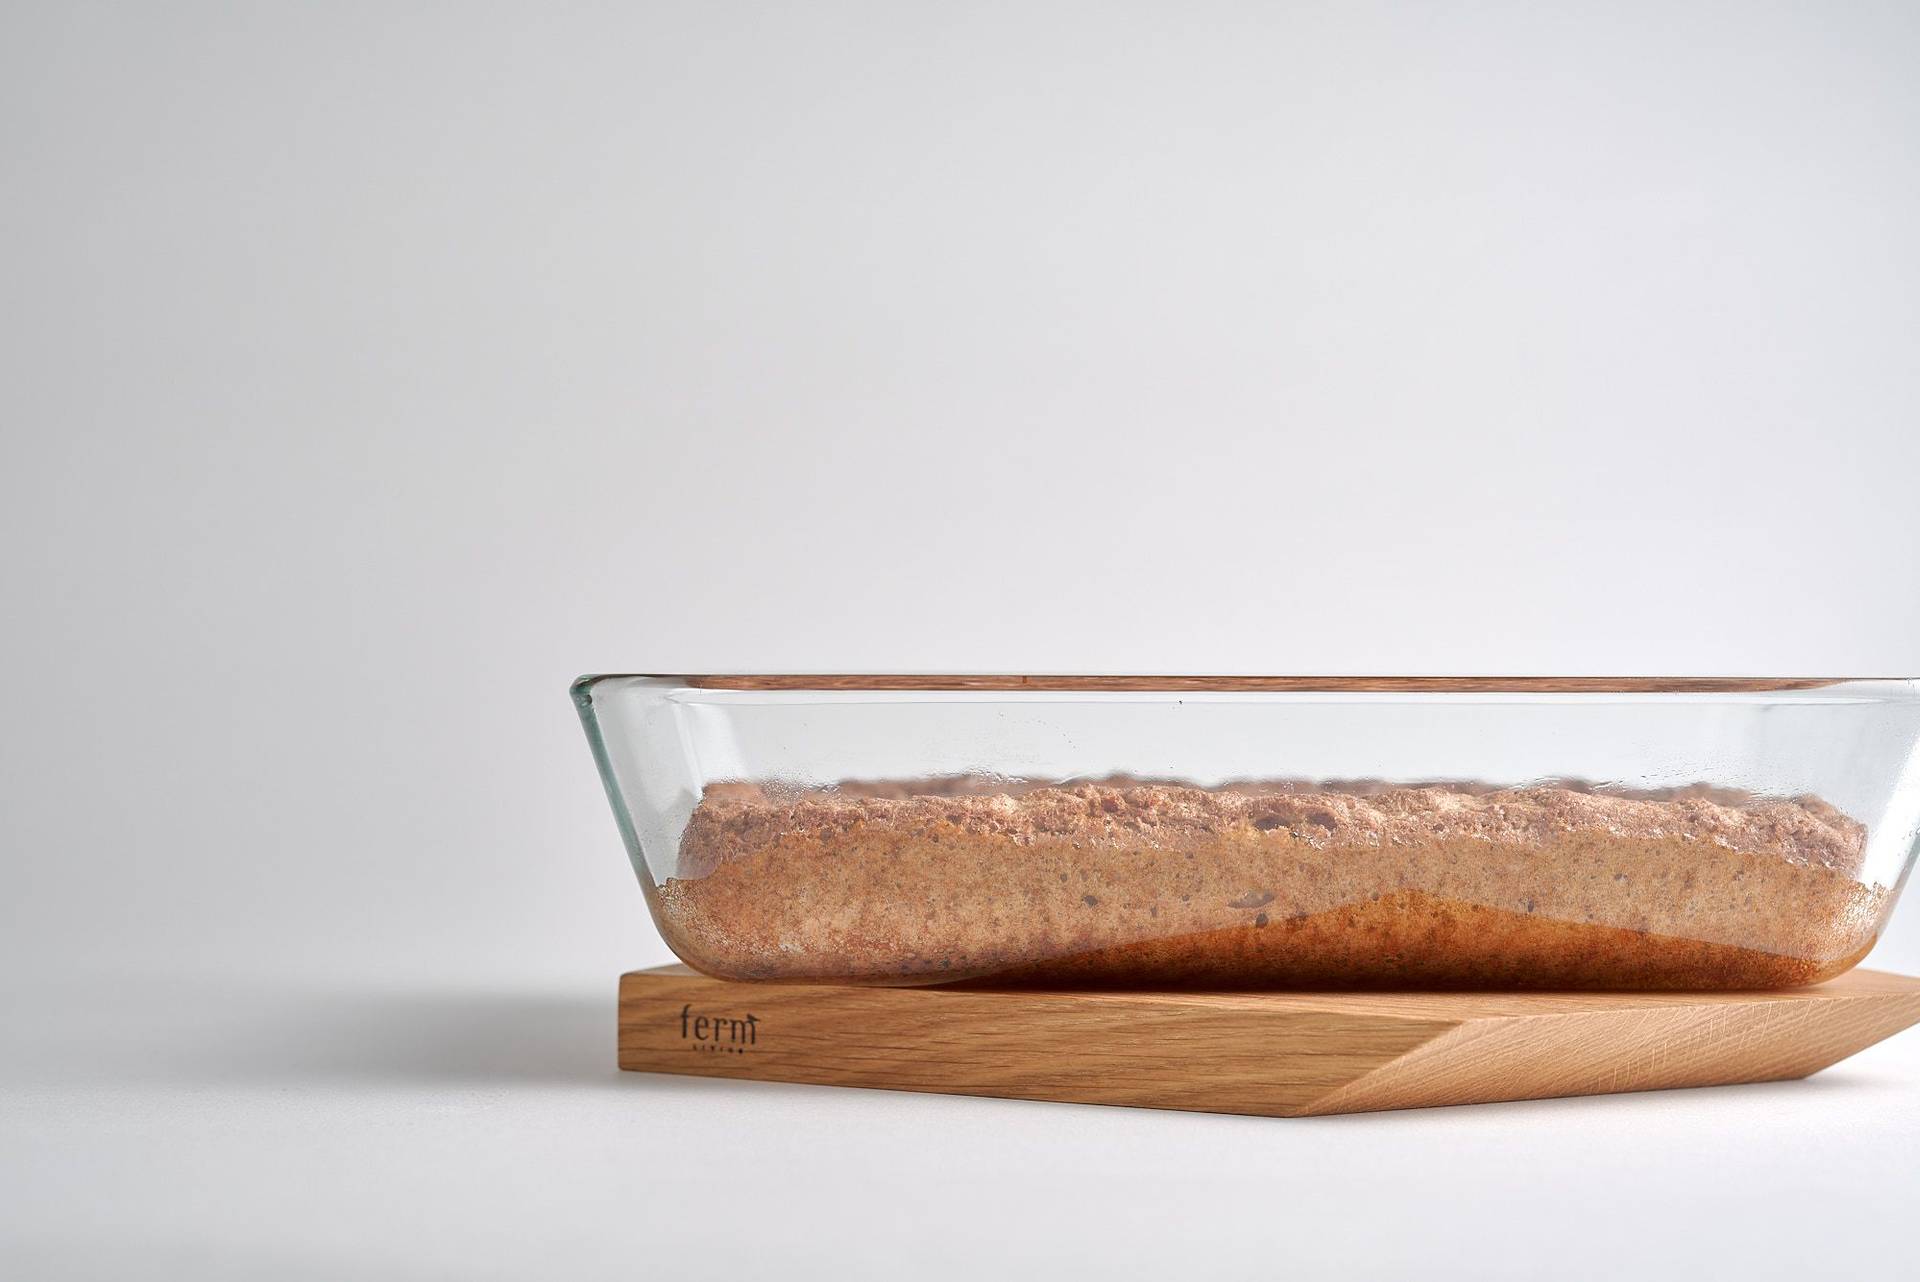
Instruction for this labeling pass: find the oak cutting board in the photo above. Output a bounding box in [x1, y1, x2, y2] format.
[617, 965, 1920, 1117]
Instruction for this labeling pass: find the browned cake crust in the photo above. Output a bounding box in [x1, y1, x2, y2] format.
[656, 781, 1888, 989]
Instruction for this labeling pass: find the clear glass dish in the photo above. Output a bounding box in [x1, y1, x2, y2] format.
[571, 676, 1920, 989]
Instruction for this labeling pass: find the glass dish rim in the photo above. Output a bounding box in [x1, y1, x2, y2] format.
[574, 674, 1919, 696]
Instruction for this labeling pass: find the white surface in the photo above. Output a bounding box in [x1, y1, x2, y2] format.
[5, 2, 1920, 1277]
[6, 971, 1920, 1281]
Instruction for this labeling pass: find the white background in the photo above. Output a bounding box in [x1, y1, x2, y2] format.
[4, 3, 1919, 1278]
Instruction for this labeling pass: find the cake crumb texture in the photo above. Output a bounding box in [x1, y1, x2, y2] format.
[657, 780, 1888, 989]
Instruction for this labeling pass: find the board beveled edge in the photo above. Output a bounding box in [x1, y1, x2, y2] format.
[615, 967, 1920, 1117]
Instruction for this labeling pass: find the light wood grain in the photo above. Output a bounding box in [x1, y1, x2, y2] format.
[617, 966, 1920, 1117]
[679, 675, 1854, 693]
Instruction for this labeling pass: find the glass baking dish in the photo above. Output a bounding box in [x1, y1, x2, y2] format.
[571, 676, 1920, 989]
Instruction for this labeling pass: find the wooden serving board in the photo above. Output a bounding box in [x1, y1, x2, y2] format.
[618, 966, 1920, 1117]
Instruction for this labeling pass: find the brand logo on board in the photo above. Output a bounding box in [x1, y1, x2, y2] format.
[679, 1003, 759, 1054]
